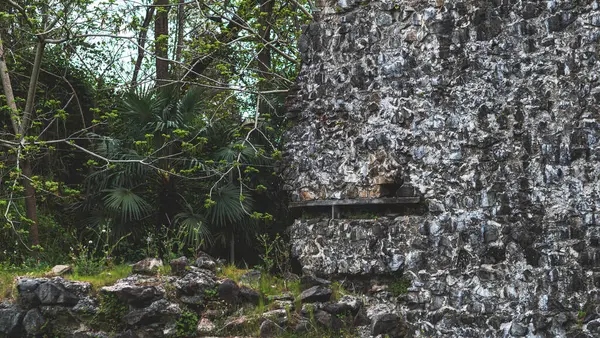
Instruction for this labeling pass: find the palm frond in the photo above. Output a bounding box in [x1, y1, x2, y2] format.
[208, 183, 253, 228]
[102, 188, 151, 222]
[174, 212, 212, 248]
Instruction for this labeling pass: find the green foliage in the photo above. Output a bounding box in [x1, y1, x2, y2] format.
[1, 0, 306, 269]
[95, 292, 128, 328]
[203, 286, 218, 299]
[389, 277, 412, 296]
[175, 311, 199, 338]
[256, 233, 291, 275]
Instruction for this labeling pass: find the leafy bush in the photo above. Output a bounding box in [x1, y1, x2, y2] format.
[175, 311, 199, 337]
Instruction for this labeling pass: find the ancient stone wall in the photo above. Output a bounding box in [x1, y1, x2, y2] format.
[284, 0, 600, 336]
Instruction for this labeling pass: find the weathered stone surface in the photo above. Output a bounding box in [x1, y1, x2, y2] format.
[238, 285, 260, 305]
[16, 278, 89, 309]
[49, 265, 72, 276]
[169, 256, 189, 276]
[299, 285, 332, 303]
[259, 319, 282, 338]
[193, 251, 216, 271]
[131, 258, 163, 275]
[371, 313, 406, 337]
[173, 267, 217, 300]
[284, 0, 600, 336]
[0, 303, 24, 337]
[218, 279, 239, 305]
[22, 308, 44, 335]
[122, 299, 181, 326]
[300, 274, 331, 288]
[196, 317, 216, 335]
[261, 309, 287, 326]
[101, 278, 165, 307]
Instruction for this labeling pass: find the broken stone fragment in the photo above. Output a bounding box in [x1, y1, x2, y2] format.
[47, 265, 72, 277]
[131, 258, 163, 275]
[169, 256, 189, 275]
[299, 285, 332, 303]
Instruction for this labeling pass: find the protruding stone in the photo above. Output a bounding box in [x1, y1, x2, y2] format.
[299, 286, 332, 303]
[259, 319, 282, 337]
[48, 265, 72, 276]
[372, 313, 406, 337]
[196, 317, 215, 335]
[131, 258, 163, 275]
[194, 251, 216, 271]
[169, 256, 189, 276]
[218, 279, 239, 304]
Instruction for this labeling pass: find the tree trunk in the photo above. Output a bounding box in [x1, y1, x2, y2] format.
[22, 160, 39, 246]
[0, 32, 43, 248]
[257, 0, 274, 115]
[173, 0, 186, 77]
[154, 0, 170, 83]
[131, 6, 155, 86]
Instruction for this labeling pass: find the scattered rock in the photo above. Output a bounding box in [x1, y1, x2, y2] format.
[222, 315, 253, 331]
[314, 310, 342, 330]
[194, 251, 216, 271]
[131, 258, 163, 275]
[48, 265, 72, 277]
[261, 309, 287, 325]
[271, 299, 294, 310]
[300, 274, 331, 289]
[371, 313, 406, 337]
[169, 256, 189, 276]
[218, 279, 240, 304]
[259, 319, 283, 337]
[299, 285, 332, 303]
[196, 317, 216, 335]
[294, 318, 311, 333]
[22, 309, 44, 335]
[238, 286, 260, 305]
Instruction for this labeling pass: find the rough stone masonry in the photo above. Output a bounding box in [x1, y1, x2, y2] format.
[283, 0, 600, 336]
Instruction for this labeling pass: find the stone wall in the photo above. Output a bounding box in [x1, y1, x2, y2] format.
[284, 0, 600, 336]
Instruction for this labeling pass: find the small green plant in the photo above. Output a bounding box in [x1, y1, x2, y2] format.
[95, 292, 128, 328]
[70, 224, 130, 276]
[203, 286, 218, 299]
[175, 311, 199, 337]
[389, 277, 411, 296]
[331, 281, 348, 301]
[256, 233, 292, 278]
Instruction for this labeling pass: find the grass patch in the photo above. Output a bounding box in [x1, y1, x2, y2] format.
[218, 263, 249, 281]
[70, 265, 131, 290]
[0, 264, 132, 301]
[217, 264, 301, 299]
[0, 267, 46, 301]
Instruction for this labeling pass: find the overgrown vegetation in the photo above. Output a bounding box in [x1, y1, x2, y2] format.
[175, 311, 200, 338]
[0, 0, 312, 273]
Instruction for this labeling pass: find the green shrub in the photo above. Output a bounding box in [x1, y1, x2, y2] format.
[175, 311, 199, 337]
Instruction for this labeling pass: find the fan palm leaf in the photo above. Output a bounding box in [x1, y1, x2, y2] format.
[102, 188, 151, 222]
